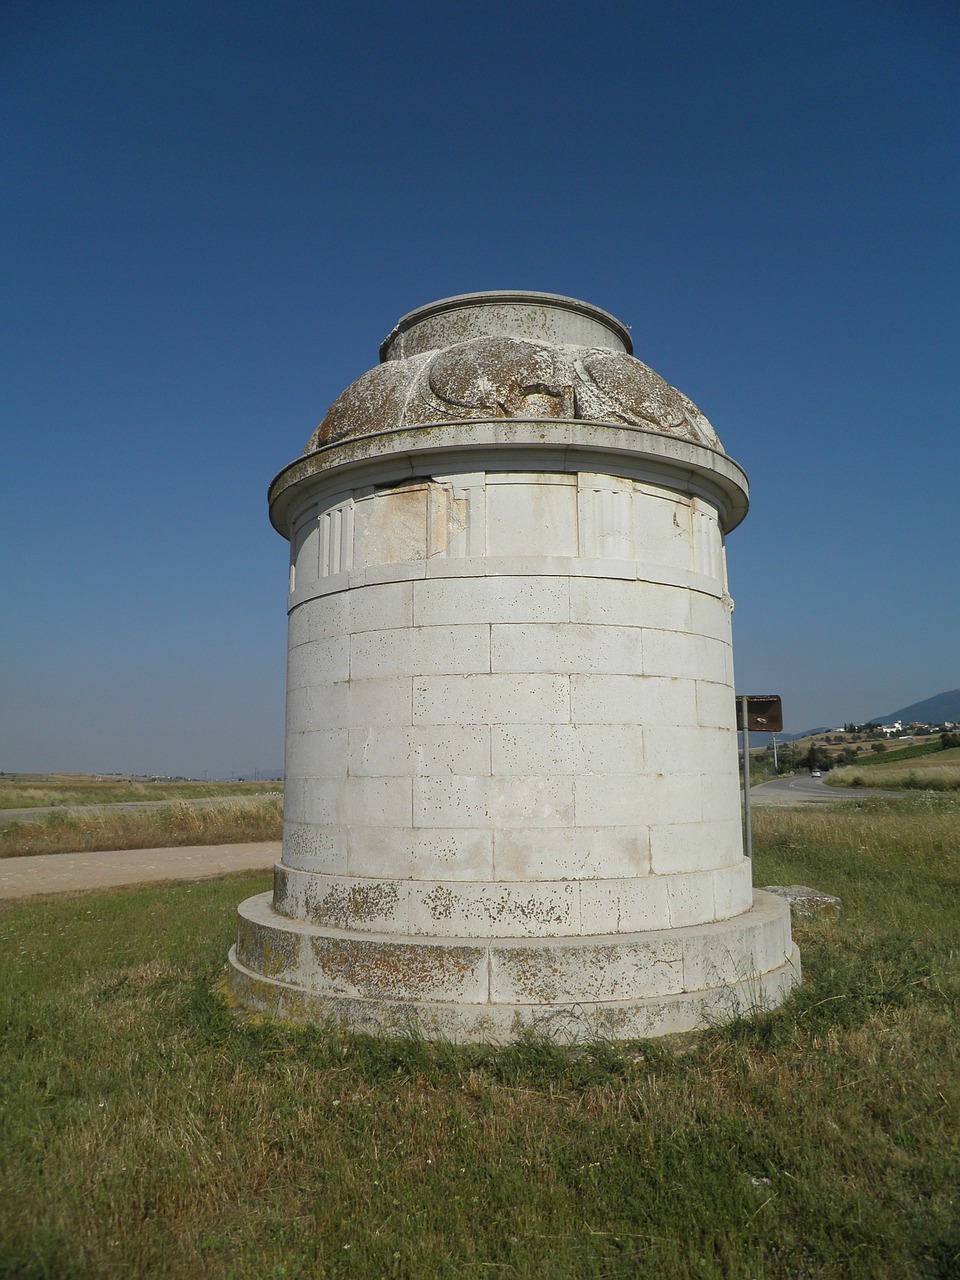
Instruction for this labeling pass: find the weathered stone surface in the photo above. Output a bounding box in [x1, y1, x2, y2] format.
[762, 885, 842, 922]
[306, 333, 722, 453]
[270, 861, 754, 938]
[228, 890, 800, 1044]
[380, 291, 632, 360]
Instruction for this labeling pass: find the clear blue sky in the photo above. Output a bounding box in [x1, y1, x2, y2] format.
[2, 0, 957, 777]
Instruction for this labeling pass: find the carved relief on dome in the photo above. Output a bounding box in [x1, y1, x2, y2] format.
[305, 337, 721, 453]
[426, 338, 575, 419]
[576, 352, 720, 446]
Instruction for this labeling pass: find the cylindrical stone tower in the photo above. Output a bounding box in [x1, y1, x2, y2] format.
[228, 291, 799, 1041]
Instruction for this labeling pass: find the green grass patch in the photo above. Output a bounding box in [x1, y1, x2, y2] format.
[1, 799, 958, 1277]
[837, 741, 957, 768]
[0, 799, 282, 858]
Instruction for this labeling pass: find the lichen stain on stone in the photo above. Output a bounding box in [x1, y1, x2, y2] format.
[496, 941, 683, 1004]
[304, 335, 723, 454]
[273, 865, 291, 912]
[423, 884, 573, 930]
[241, 923, 301, 981]
[428, 340, 575, 419]
[424, 838, 461, 863]
[309, 936, 483, 1001]
[308, 359, 425, 449]
[284, 823, 327, 862]
[312, 880, 401, 929]
[424, 885, 455, 921]
[499, 946, 567, 1003]
[502, 887, 574, 928]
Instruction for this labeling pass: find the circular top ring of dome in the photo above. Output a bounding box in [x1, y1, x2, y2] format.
[379, 291, 634, 361]
[270, 291, 749, 537]
[304, 292, 724, 456]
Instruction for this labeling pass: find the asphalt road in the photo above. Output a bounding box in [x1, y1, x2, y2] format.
[750, 775, 900, 806]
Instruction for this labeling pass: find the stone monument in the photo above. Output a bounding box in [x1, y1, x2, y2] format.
[228, 291, 799, 1040]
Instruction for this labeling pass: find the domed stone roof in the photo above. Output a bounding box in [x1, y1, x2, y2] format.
[302, 293, 723, 455]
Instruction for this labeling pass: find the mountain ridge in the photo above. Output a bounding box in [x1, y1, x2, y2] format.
[874, 689, 960, 726]
[768, 689, 960, 742]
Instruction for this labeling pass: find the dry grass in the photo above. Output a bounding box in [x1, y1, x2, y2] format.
[0, 798, 283, 858]
[829, 742, 960, 788]
[827, 754, 960, 791]
[0, 773, 280, 810]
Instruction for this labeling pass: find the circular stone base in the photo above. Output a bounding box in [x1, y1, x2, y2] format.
[226, 890, 799, 1042]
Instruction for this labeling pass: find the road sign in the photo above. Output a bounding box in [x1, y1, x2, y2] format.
[735, 695, 783, 732]
[737, 694, 783, 862]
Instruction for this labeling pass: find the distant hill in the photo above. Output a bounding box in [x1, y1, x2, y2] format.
[769, 689, 960, 744]
[873, 689, 960, 726]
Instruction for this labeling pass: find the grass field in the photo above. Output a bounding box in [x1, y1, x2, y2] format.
[826, 746, 960, 791]
[0, 799, 283, 859]
[0, 775, 281, 811]
[1, 795, 958, 1278]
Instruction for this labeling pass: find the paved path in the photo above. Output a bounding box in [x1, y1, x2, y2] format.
[0, 842, 280, 900]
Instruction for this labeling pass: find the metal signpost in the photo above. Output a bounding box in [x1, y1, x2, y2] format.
[736, 695, 783, 860]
